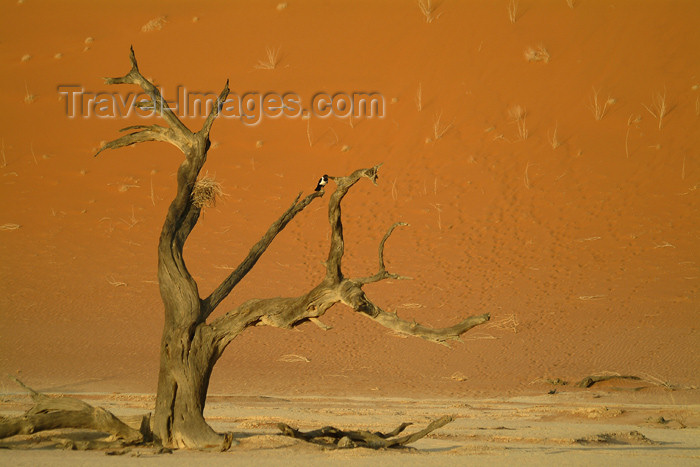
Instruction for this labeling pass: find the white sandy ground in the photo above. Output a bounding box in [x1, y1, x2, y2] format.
[1, 392, 699, 466]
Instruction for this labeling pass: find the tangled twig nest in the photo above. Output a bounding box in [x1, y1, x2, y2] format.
[191, 175, 224, 208]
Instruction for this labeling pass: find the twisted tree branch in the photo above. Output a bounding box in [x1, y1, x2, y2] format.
[96, 47, 236, 328]
[325, 164, 382, 281]
[94, 125, 173, 157]
[354, 222, 412, 284]
[278, 415, 452, 449]
[103, 46, 191, 137]
[200, 79, 230, 138]
[0, 378, 147, 448]
[209, 164, 490, 351]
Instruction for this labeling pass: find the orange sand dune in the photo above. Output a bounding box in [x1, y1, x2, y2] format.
[0, 0, 698, 400]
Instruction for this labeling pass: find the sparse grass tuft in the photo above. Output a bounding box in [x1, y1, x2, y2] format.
[192, 174, 225, 208]
[0, 223, 21, 230]
[150, 175, 156, 206]
[416, 82, 423, 112]
[508, 0, 519, 23]
[306, 117, 313, 147]
[255, 47, 281, 70]
[548, 123, 560, 149]
[428, 112, 452, 143]
[589, 88, 615, 120]
[24, 82, 37, 104]
[417, 0, 441, 23]
[106, 276, 127, 287]
[625, 114, 641, 158]
[524, 161, 532, 189]
[508, 105, 528, 140]
[642, 89, 668, 130]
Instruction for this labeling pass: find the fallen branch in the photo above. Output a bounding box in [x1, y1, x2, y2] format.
[277, 415, 452, 449]
[0, 378, 149, 450]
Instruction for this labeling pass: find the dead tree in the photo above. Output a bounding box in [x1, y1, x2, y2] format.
[91, 48, 490, 450]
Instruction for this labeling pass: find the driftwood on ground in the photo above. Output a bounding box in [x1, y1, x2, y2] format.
[277, 415, 453, 449]
[0, 378, 149, 450]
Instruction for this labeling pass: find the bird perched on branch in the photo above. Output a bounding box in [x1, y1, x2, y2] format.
[314, 174, 329, 191]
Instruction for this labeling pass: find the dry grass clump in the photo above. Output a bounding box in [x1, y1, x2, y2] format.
[508, 105, 528, 140]
[426, 112, 452, 143]
[107, 276, 127, 287]
[418, 0, 441, 23]
[589, 88, 615, 120]
[0, 223, 21, 231]
[255, 47, 281, 70]
[524, 46, 550, 63]
[548, 123, 560, 149]
[508, 0, 519, 23]
[24, 82, 37, 104]
[642, 89, 668, 130]
[192, 175, 225, 208]
[416, 82, 423, 111]
[141, 16, 167, 32]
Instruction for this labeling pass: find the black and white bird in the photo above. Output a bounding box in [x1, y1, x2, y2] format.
[314, 174, 329, 191]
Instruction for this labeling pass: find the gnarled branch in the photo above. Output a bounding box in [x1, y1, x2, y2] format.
[94, 124, 173, 157]
[353, 222, 412, 284]
[98, 48, 235, 325]
[277, 415, 452, 449]
[0, 378, 147, 448]
[200, 79, 230, 138]
[103, 46, 191, 137]
[210, 164, 490, 352]
[325, 164, 382, 281]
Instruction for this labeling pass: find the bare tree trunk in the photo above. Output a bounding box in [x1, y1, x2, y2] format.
[152, 322, 228, 449]
[91, 48, 491, 451]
